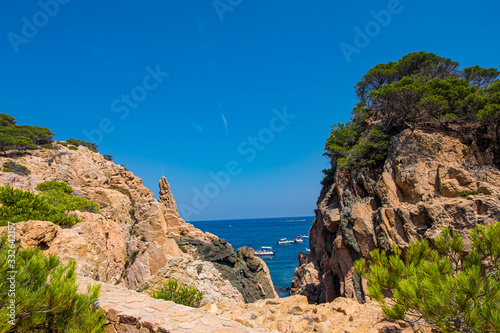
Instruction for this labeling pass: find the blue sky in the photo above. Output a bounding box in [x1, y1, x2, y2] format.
[1, 0, 499, 221]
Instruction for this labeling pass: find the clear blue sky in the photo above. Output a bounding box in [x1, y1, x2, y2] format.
[1, 0, 499, 221]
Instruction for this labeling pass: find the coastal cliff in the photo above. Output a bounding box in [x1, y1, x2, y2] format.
[0, 143, 277, 304]
[291, 52, 500, 305]
[292, 126, 500, 303]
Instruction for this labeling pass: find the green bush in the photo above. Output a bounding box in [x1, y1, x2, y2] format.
[0, 114, 54, 153]
[68, 145, 78, 150]
[320, 168, 335, 185]
[66, 139, 98, 153]
[36, 181, 100, 214]
[36, 180, 74, 194]
[461, 190, 482, 196]
[2, 161, 30, 176]
[0, 183, 100, 227]
[355, 222, 500, 332]
[0, 233, 106, 332]
[41, 143, 55, 149]
[337, 127, 389, 170]
[103, 154, 113, 162]
[151, 279, 203, 307]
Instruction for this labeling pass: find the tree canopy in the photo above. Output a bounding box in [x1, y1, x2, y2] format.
[0, 113, 54, 154]
[324, 52, 500, 174]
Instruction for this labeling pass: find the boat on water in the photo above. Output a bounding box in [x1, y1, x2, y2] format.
[305, 248, 310, 252]
[277, 235, 305, 244]
[277, 238, 295, 245]
[255, 246, 275, 256]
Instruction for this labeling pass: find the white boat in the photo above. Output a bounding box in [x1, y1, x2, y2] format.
[277, 238, 294, 245]
[255, 246, 275, 256]
[305, 248, 310, 252]
[294, 235, 305, 243]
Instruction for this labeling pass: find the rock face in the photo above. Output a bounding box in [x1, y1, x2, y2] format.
[291, 128, 500, 304]
[0, 144, 275, 304]
[174, 237, 278, 303]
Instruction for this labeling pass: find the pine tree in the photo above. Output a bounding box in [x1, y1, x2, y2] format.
[0, 233, 106, 332]
[355, 222, 500, 332]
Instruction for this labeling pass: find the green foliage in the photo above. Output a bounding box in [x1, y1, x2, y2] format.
[68, 145, 78, 150]
[41, 143, 55, 149]
[151, 279, 203, 307]
[66, 139, 98, 153]
[355, 222, 500, 332]
[16, 125, 54, 145]
[460, 190, 481, 196]
[336, 127, 389, 170]
[463, 65, 500, 89]
[0, 182, 99, 227]
[320, 168, 335, 185]
[103, 154, 113, 162]
[0, 233, 106, 332]
[0, 114, 54, 155]
[0, 114, 17, 127]
[36, 180, 74, 194]
[2, 161, 30, 176]
[311, 218, 316, 227]
[325, 52, 500, 173]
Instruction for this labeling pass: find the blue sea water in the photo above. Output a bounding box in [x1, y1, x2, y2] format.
[190, 216, 314, 296]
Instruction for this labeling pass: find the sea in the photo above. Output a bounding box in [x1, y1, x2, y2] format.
[190, 216, 314, 297]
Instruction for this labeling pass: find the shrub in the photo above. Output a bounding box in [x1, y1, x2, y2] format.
[41, 143, 55, 149]
[68, 145, 78, 150]
[37, 181, 100, 214]
[320, 168, 335, 185]
[151, 279, 203, 307]
[36, 180, 74, 194]
[0, 183, 100, 227]
[103, 154, 113, 162]
[66, 139, 98, 153]
[461, 190, 481, 196]
[337, 127, 389, 170]
[0, 233, 106, 332]
[2, 161, 30, 176]
[355, 222, 500, 332]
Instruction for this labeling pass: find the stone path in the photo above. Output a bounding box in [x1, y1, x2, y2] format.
[78, 277, 267, 333]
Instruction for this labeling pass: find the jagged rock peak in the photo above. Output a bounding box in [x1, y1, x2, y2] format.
[158, 176, 179, 215]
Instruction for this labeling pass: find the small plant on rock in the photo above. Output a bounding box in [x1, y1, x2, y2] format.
[2, 161, 30, 176]
[151, 279, 203, 307]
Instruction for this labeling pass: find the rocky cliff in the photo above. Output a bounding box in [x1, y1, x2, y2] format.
[0, 143, 277, 303]
[291, 125, 500, 304]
